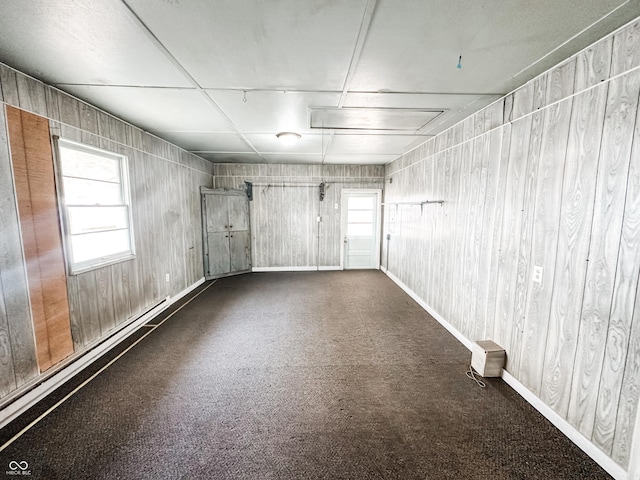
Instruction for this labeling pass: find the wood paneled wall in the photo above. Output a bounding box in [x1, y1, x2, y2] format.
[0, 105, 38, 398]
[7, 106, 74, 372]
[214, 164, 384, 268]
[0, 64, 213, 404]
[382, 19, 640, 470]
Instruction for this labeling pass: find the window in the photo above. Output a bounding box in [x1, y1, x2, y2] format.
[55, 138, 135, 274]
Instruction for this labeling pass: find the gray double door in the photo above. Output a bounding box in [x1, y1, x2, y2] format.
[202, 188, 251, 279]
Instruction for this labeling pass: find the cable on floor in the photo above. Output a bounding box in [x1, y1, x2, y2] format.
[466, 365, 486, 388]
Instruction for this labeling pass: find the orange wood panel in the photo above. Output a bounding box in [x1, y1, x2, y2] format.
[7, 106, 73, 372]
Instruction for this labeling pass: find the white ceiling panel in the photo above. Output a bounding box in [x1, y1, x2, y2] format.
[197, 153, 264, 164]
[62, 86, 234, 133]
[126, 0, 368, 90]
[0, 1, 190, 87]
[329, 135, 426, 155]
[322, 154, 398, 165]
[343, 92, 486, 110]
[207, 90, 341, 134]
[1, 0, 638, 166]
[261, 154, 324, 164]
[155, 132, 254, 153]
[310, 108, 442, 131]
[351, 0, 630, 93]
[244, 133, 326, 155]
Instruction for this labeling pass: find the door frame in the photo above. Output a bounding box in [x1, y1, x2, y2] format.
[340, 188, 382, 270]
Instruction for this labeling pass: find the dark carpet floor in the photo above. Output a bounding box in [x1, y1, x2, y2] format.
[0, 271, 611, 479]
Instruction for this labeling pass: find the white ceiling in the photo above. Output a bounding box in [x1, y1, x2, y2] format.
[1, 0, 639, 165]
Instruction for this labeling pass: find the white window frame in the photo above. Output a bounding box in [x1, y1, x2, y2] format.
[54, 137, 136, 275]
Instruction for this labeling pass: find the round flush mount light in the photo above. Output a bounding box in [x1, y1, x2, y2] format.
[276, 132, 301, 145]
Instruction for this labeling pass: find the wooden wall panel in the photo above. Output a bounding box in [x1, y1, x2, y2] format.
[0, 106, 38, 396]
[382, 19, 640, 472]
[214, 165, 383, 269]
[572, 72, 640, 443]
[542, 83, 608, 419]
[1, 64, 213, 403]
[7, 106, 74, 372]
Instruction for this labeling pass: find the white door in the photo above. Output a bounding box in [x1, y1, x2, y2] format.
[341, 189, 382, 269]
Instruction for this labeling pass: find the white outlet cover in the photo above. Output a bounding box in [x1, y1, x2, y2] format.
[334, 203, 339, 209]
[533, 266, 543, 283]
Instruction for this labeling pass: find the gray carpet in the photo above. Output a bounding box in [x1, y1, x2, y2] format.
[0, 271, 611, 479]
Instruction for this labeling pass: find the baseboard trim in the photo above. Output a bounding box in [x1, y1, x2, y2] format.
[252, 266, 342, 272]
[381, 268, 625, 480]
[501, 370, 626, 480]
[383, 269, 473, 350]
[0, 277, 206, 430]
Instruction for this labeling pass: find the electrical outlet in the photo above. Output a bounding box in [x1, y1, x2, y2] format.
[165, 273, 170, 283]
[334, 203, 339, 210]
[316, 215, 321, 223]
[533, 266, 543, 284]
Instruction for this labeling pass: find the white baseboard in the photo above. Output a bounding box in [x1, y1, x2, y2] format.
[381, 268, 626, 480]
[252, 266, 342, 272]
[383, 269, 473, 350]
[0, 277, 206, 430]
[501, 370, 626, 480]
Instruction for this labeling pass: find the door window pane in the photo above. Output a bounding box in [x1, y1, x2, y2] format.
[348, 223, 373, 236]
[348, 210, 374, 223]
[348, 196, 374, 210]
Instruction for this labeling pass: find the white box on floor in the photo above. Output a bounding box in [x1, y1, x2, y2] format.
[471, 340, 505, 377]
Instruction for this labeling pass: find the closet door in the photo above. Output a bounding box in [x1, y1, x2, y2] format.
[203, 193, 231, 277]
[202, 188, 251, 279]
[227, 195, 251, 272]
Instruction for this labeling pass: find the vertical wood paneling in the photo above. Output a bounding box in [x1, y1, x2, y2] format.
[484, 124, 511, 341]
[7, 106, 74, 372]
[510, 105, 544, 379]
[493, 114, 532, 361]
[0, 106, 38, 391]
[540, 83, 609, 419]
[594, 73, 640, 455]
[522, 94, 574, 397]
[612, 100, 640, 466]
[572, 72, 640, 441]
[381, 18, 640, 473]
[575, 37, 613, 91]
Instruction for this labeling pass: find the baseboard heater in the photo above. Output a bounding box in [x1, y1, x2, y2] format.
[0, 296, 170, 429]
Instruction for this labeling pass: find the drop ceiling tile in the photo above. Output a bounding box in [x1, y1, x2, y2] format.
[207, 90, 340, 134]
[0, 2, 190, 87]
[197, 152, 264, 164]
[329, 134, 426, 155]
[343, 92, 480, 110]
[350, 0, 630, 93]
[155, 132, 253, 152]
[323, 154, 399, 165]
[244, 133, 325, 155]
[261, 154, 323, 164]
[127, 0, 368, 90]
[310, 108, 442, 131]
[62, 86, 234, 133]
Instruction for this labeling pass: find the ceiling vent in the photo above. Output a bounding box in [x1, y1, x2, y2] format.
[310, 107, 444, 133]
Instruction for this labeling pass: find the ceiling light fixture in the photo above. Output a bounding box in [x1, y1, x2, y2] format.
[276, 132, 301, 145]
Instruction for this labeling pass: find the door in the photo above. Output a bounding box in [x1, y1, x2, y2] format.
[341, 189, 382, 269]
[202, 188, 251, 279]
